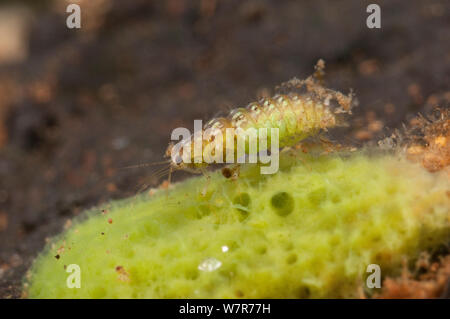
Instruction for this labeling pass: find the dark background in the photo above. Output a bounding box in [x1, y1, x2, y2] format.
[0, 0, 449, 298]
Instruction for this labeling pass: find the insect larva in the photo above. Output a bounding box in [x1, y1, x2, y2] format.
[165, 60, 354, 177]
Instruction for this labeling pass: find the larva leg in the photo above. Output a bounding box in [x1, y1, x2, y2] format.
[200, 167, 211, 197]
[129, 180, 152, 210]
[164, 166, 173, 198]
[229, 164, 242, 193]
[230, 164, 240, 181]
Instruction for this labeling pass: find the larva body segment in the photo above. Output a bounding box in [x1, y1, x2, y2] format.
[167, 63, 354, 174]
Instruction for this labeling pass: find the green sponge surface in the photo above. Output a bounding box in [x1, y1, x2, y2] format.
[27, 151, 450, 298]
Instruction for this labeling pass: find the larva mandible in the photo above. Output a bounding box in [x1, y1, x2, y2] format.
[165, 60, 354, 177]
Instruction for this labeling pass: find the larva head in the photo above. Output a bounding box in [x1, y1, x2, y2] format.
[230, 108, 254, 127]
[165, 140, 206, 174]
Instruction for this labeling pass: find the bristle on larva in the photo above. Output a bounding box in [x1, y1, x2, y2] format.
[167, 60, 354, 173]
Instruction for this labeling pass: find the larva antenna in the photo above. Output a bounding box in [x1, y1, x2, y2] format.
[82, 158, 171, 201]
[119, 160, 171, 170]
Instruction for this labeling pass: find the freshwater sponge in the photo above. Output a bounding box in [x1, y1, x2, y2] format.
[26, 150, 449, 298]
